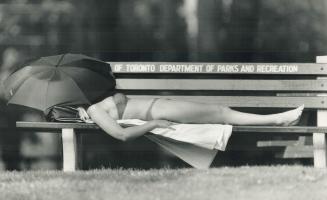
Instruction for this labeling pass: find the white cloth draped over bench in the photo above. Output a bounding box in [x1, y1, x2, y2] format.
[118, 119, 233, 169]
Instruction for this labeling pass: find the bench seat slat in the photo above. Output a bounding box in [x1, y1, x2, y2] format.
[16, 122, 102, 129]
[125, 95, 327, 109]
[116, 79, 327, 91]
[16, 122, 327, 133]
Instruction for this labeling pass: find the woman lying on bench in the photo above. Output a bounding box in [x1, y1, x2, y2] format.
[77, 93, 304, 141]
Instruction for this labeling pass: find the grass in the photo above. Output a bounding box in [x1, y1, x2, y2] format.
[0, 166, 326, 200]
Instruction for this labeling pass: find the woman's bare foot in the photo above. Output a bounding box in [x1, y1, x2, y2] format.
[275, 105, 304, 126]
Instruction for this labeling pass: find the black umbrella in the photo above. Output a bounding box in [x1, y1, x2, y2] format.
[4, 53, 116, 113]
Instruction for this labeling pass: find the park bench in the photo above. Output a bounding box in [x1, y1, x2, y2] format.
[15, 56, 327, 171]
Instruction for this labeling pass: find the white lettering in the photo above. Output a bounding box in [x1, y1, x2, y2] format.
[206, 64, 215, 72]
[216, 65, 239, 73]
[114, 64, 123, 72]
[240, 65, 255, 72]
[126, 64, 155, 72]
[257, 65, 298, 73]
[159, 64, 203, 73]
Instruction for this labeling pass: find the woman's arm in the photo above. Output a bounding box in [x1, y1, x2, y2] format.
[87, 104, 173, 141]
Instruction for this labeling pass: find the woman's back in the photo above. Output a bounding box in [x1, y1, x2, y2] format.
[89, 93, 127, 120]
[122, 97, 157, 120]
[93, 93, 155, 120]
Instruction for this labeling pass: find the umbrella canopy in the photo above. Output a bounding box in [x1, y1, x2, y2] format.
[4, 53, 116, 113]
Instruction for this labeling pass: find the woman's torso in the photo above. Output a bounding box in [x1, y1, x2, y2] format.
[121, 97, 157, 120]
[101, 93, 157, 120]
[101, 93, 128, 120]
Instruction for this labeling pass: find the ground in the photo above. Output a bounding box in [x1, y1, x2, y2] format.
[0, 165, 326, 200]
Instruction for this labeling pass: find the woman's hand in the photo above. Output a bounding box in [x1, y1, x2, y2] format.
[151, 120, 177, 130]
[77, 107, 94, 123]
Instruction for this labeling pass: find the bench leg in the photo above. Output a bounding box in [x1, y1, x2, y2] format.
[62, 128, 77, 172]
[313, 110, 327, 168]
[314, 56, 327, 168]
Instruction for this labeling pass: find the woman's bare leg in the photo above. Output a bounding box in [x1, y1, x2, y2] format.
[151, 99, 304, 126]
[214, 105, 304, 126]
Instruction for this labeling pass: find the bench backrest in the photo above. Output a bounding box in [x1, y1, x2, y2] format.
[110, 60, 327, 110]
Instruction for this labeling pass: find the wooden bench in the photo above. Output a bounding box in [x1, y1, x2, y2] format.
[15, 56, 327, 171]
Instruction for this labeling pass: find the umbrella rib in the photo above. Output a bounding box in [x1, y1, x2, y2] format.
[6, 76, 48, 111]
[45, 70, 56, 112]
[59, 67, 111, 103]
[58, 70, 91, 105]
[5, 68, 51, 97]
[56, 54, 66, 67]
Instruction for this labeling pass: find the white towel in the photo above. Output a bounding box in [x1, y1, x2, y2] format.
[117, 119, 232, 151]
[117, 119, 233, 169]
[145, 134, 219, 169]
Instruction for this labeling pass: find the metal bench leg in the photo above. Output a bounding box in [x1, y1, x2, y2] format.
[313, 110, 327, 168]
[62, 128, 77, 171]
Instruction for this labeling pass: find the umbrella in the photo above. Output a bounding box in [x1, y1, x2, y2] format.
[4, 53, 116, 113]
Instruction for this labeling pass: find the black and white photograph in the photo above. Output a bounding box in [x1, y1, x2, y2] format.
[0, 0, 326, 199]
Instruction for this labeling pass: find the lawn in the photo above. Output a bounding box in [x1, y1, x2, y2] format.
[0, 166, 326, 200]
